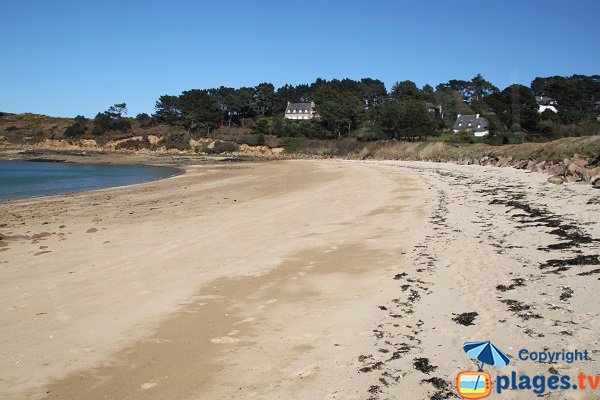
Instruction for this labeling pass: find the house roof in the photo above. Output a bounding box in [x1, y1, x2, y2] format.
[285, 102, 314, 113]
[453, 114, 489, 133]
[535, 96, 557, 106]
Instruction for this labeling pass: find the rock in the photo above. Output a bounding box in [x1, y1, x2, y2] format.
[515, 159, 529, 169]
[566, 163, 587, 182]
[546, 164, 566, 176]
[532, 161, 546, 173]
[565, 175, 581, 183]
[592, 175, 600, 188]
[526, 159, 538, 170]
[572, 158, 588, 168]
[548, 175, 565, 185]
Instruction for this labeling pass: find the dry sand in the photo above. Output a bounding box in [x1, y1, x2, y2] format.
[1, 159, 599, 400]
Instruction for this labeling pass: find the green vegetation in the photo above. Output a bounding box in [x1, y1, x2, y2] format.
[2, 75, 597, 155]
[144, 74, 599, 143]
[92, 103, 131, 135]
[64, 115, 88, 137]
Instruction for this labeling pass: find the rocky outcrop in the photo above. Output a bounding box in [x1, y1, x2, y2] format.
[458, 154, 600, 186]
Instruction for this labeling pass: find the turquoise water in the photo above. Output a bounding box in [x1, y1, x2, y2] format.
[0, 160, 180, 201]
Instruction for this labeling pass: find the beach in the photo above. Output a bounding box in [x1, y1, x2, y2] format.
[1, 159, 599, 400]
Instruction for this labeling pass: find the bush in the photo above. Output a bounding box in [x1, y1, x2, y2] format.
[5, 125, 18, 132]
[115, 137, 152, 151]
[136, 113, 156, 127]
[64, 116, 88, 137]
[204, 140, 239, 154]
[456, 130, 476, 144]
[162, 134, 190, 150]
[64, 123, 86, 137]
[281, 137, 299, 152]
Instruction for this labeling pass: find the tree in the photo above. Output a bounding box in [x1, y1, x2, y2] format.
[135, 113, 156, 127]
[376, 99, 437, 139]
[360, 78, 387, 107]
[485, 85, 539, 131]
[179, 89, 221, 133]
[154, 95, 182, 125]
[531, 75, 600, 124]
[253, 82, 275, 116]
[64, 115, 87, 137]
[437, 74, 498, 104]
[106, 103, 127, 119]
[391, 80, 423, 101]
[312, 87, 364, 138]
[92, 103, 131, 135]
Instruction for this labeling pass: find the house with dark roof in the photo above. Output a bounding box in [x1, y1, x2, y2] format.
[535, 96, 558, 113]
[284, 102, 317, 120]
[453, 114, 490, 137]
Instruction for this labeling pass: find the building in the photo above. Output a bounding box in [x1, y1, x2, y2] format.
[426, 102, 444, 119]
[453, 114, 490, 137]
[535, 96, 558, 113]
[284, 102, 317, 120]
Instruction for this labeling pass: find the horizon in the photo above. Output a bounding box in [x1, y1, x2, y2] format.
[1, 0, 599, 118]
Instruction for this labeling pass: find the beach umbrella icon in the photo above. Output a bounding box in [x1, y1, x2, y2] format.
[463, 341, 510, 370]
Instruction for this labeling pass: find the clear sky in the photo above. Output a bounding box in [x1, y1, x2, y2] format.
[1, 0, 598, 117]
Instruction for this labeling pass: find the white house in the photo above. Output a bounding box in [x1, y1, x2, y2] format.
[536, 96, 558, 113]
[284, 102, 317, 120]
[453, 114, 490, 137]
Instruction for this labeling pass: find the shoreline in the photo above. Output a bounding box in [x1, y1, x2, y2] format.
[1, 159, 599, 399]
[0, 158, 185, 203]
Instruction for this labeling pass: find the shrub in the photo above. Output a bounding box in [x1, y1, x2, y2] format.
[64, 116, 88, 137]
[162, 134, 190, 150]
[115, 137, 152, 151]
[204, 140, 239, 154]
[136, 113, 156, 127]
[281, 137, 299, 152]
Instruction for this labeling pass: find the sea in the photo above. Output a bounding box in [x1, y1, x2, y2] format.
[0, 159, 180, 201]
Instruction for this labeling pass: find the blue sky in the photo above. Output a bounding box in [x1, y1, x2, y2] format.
[1, 0, 598, 117]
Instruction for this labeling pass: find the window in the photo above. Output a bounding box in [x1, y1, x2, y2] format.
[458, 123, 462, 127]
[293, 109, 296, 113]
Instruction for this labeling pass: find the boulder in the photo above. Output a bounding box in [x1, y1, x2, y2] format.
[546, 163, 566, 176]
[572, 158, 588, 168]
[548, 175, 565, 185]
[515, 160, 529, 169]
[592, 174, 600, 188]
[567, 163, 587, 177]
[532, 161, 546, 173]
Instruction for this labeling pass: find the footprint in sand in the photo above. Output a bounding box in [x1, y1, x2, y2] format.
[85, 228, 98, 233]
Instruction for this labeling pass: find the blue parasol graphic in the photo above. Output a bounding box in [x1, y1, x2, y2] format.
[463, 341, 510, 392]
[464, 341, 510, 370]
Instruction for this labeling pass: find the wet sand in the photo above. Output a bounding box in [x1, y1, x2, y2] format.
[1, 160, 599, 400]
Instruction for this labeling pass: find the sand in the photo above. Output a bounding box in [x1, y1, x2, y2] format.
[1, 159, 599, 400]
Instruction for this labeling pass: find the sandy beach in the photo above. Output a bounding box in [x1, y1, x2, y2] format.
[1, 159, 599, 400]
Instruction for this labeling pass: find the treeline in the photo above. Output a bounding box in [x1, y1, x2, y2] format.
[85, 74, 600, 141]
